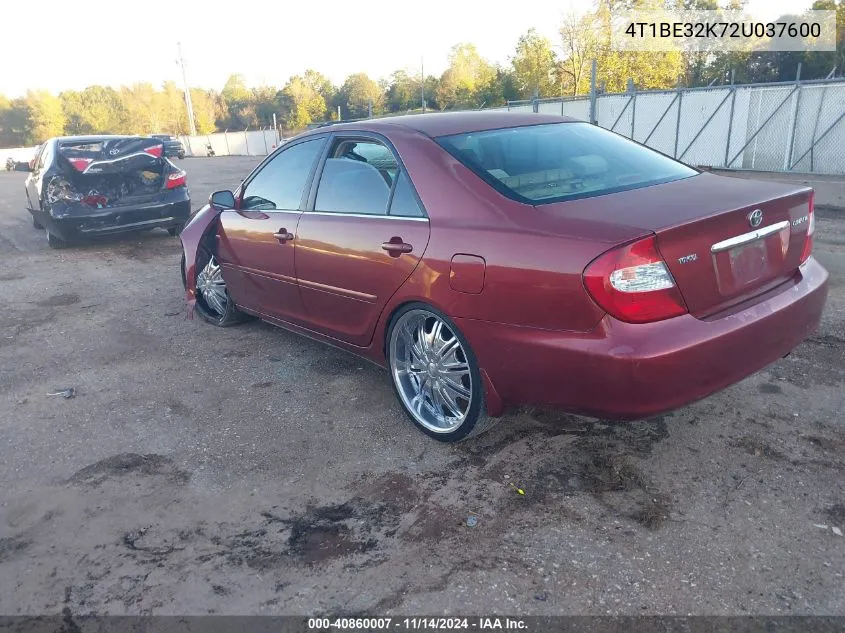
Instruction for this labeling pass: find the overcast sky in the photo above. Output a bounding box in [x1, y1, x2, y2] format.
[2, 0, 815, 97]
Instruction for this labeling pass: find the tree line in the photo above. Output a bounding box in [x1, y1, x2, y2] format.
[0, 0, 841, 147]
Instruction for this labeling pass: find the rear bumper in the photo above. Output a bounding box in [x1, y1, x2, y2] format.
[457, 257, 829, 419]
[41, 190, 191, 241]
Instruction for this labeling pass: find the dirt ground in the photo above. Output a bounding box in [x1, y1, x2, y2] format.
[0, 158, 843, 616]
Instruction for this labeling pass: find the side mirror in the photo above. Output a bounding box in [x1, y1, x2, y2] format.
[209, 190, 235, 209]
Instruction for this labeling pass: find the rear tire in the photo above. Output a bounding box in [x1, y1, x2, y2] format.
[386, 303, 498, 442]
[46, 231, 69, 249]
[181, 248, 250, 327]
[167, 223, 184, 237]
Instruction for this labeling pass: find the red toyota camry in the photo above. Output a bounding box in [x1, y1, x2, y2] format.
[180, 111, 828, 442]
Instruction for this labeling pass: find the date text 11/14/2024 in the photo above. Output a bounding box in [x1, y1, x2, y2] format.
[308, 617, 528, 630]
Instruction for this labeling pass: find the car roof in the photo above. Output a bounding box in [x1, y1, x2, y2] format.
[305, 111, 577, 138]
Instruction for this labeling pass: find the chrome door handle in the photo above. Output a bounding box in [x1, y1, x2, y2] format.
[273, 229, 294, 242]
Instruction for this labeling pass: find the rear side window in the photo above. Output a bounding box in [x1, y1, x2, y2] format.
[37, 143, 52, 169]
[389, 171, 424, 218]
[437, 122, 697, 204]
[241, 138, 324, 211]
[31, 144, 45, 169]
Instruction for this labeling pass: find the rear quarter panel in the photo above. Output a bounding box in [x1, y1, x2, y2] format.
[382, 127, 645, 333]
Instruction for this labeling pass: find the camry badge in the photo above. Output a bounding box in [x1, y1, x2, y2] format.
[748, 209, 764, 228]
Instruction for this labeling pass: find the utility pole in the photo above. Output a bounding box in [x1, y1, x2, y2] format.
[421, 57, 425, 112]
[177, 42, 197, 137]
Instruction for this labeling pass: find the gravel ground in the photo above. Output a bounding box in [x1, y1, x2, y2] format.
[0, 158, 843, 616]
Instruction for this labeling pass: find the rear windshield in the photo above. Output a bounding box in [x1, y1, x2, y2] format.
[59, 142, 104, 152]
[436, 122, 697, 204]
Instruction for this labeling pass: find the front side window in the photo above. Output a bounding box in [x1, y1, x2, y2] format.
[315, 140, 398, 215]
[437, 122, 697, 204]
[241, 138, 324, 211]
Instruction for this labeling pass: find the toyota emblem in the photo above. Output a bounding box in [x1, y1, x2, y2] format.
[748, 209, 764, 228]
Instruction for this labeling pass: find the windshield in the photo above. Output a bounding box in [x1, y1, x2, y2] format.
[436, 122, 697, 204]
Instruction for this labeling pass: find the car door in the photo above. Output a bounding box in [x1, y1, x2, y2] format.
[25, 142, 50, 211]
[295, 135, 431, 347]
[216, 136, 326, 323]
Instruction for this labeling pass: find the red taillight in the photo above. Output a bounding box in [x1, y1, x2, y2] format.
[800, 191, 815, 264]
[166, 170, 186, 189]
[583, 235, 688, 324]
[144, 144, 163, 158]
[68, 157, 93, 172]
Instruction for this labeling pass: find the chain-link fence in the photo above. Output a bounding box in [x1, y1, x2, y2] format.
[498, 78, 845, 175]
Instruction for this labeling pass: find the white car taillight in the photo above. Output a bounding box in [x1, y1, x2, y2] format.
[609, 261, 676, 293]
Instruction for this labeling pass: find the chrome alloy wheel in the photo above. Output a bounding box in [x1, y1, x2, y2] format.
[196, 255, 227, 316]
[389, 309, 473, 433]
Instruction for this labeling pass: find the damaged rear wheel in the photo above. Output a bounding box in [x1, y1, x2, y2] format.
[183, 247, 250, 327]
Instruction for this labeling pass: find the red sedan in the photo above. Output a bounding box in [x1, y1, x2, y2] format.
[180, 112, 828, 442]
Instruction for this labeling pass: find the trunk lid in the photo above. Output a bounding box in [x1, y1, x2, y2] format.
[58, 137, 165, 175]
[51, 137, 176, 209]
[540, 172, 813, 318]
